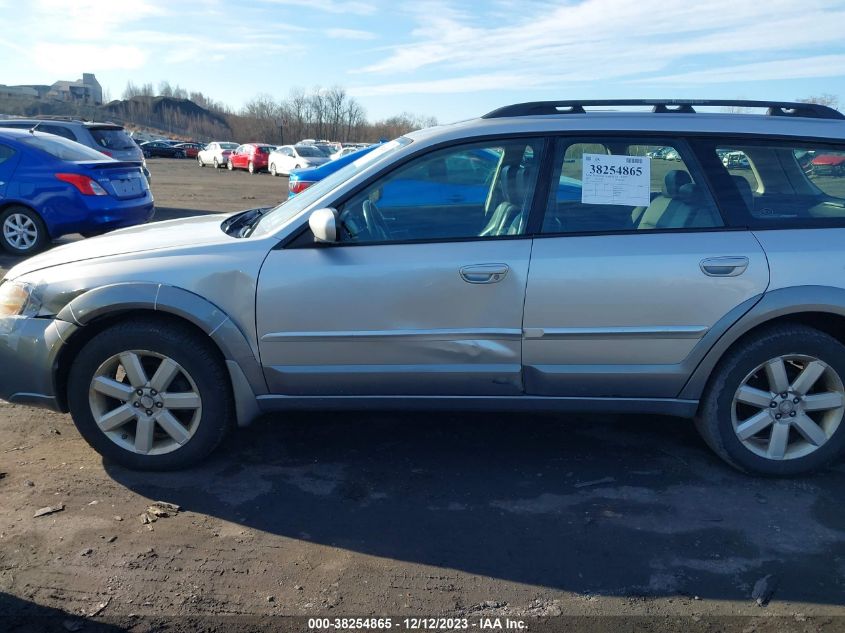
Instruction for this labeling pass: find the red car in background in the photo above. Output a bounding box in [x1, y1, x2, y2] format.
[228, 143, 274, 174]
[173, 142, 203, 158]
[811, 153, 845, 176]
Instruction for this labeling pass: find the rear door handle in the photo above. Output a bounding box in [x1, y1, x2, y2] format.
[460, 263, 509, 284]
[700, 256, 749, 277]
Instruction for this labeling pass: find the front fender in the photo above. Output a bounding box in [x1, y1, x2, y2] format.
[57, 282, 266, 424]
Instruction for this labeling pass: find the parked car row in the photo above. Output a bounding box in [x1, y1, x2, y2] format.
[195, 140, 377, 177]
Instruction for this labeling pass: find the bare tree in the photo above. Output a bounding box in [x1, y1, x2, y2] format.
[122, 81, 140, 100]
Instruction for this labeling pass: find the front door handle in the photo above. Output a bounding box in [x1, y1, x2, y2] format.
[460, 263, 509, 284]
[700, 256, 749, 277]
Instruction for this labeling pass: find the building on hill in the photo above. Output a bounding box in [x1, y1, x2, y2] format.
[0, 85, 39, 99]
[47, 73, 103, 105]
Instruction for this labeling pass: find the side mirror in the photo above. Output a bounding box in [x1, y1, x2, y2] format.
[309, 207, 338, 243]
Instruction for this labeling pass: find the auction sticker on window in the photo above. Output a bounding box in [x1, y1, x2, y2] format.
[582, 154, 651, 206]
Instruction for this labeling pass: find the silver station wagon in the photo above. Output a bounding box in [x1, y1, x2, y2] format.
[2, 99, 845, 475]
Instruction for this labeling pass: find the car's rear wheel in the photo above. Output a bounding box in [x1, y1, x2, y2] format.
[0, 206, 47, 255]
[213, 158, 220, 168]
[270, 163, 277, 177]
[67, 318, 234, 471]
[696, 325, 845, 476]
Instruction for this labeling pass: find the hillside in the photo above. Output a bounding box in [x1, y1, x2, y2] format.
[0, 95, 232, 141]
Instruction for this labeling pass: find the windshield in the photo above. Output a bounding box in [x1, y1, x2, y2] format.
[252, 137, 411, 236]
[89, 127, 136, 150]
[295, 145, 324, 158]
[22, 134, 113, 162]
[220, 142, 238, 150]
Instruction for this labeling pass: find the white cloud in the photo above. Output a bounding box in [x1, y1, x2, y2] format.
[33, 43, 147, 74]
[326, 28, 376, 40]
[634, 55, 845, 84]
[258, 0, 376, 14]
[352, 0, 845, 95]
[32, 0, 166, 41]
[350, 73, 531, 96]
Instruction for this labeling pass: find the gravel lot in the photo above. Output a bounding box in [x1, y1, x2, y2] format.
[1, 159, 844, 632]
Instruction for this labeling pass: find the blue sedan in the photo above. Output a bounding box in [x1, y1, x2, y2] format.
[288, 143, 381, 198]
[0, 129, 154, 254]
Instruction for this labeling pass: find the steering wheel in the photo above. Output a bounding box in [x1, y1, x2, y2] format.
[362, 199, 391, 241]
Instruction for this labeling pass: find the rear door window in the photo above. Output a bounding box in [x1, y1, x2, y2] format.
[541, 138, 723, 234]
[710, 142, 845, 224]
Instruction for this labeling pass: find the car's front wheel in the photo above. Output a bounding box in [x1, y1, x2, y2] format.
[697, 324, 845, 476]
[67, 318, 233, 470]
[227, 160, 234, 171]
[0, 206, 47, 255]
[197, 156, 204, 167]
[270, 163, 277, 177]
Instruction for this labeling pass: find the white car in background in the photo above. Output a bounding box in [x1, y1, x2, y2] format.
[197, 141, 239, 169]
[268, 144, 331, 176]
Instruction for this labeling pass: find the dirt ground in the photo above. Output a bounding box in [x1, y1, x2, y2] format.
[1, 159, 844, 632]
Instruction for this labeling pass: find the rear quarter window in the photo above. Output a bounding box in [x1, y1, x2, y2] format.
[713, 142, 845, 224]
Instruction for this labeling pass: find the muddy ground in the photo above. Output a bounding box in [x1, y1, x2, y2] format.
[1, 159, 844, 632]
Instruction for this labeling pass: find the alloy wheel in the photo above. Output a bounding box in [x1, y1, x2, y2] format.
[88, 350, 203, 456]
[731, 354, 845, 460]
[3, 213, 38, 251]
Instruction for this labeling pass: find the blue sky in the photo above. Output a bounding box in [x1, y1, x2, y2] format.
[1, 0, 844, 122]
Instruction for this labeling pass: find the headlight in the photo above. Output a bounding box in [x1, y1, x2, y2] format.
[0, 282, 40, 317]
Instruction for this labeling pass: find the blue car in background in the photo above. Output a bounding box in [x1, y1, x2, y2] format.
[0, 129, 154, 254]
[289, 142, 583, 208]
[288, 143, 382, 198]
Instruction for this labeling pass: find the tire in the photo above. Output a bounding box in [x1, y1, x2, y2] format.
[175, 151, 185, 159]
[0, 206, 48, 255]
[696, 324, 845, 476]
[198, 156, 204, 167]
[143, 150, 151, 158]
[270, 163, 277, 177]
[227, 160, 234, 171]
[67, 318, 234, 471]
[213, 158, 220, 169]
[248, 161, 255, 174]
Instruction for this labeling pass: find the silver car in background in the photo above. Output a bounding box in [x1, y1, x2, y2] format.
[2, 99, 845, 476]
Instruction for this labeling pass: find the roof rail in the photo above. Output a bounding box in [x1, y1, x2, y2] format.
[482, 99, 845, 120]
